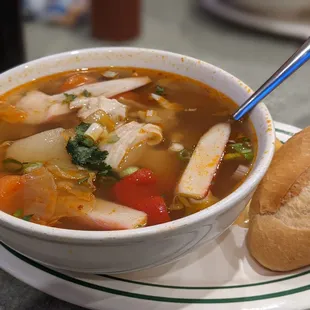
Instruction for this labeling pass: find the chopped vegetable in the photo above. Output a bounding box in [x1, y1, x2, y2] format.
[114, 177, 159, 208]
[84, 123, 104, 142]
[135, 196, 170, 226]
[12, 208, 34, 221]
[66, 123, 112, 176]
[23, 214, 34, 221]
[102, 70, 119, 78]
[176, 123, 231, 199]
[0, 103, 26, 123]
[232, 164, 249, 181]
[155, 85, 165, 96]
[225, 137, 254, 161]
[124, 168, 157, 185]
[137, 110, 162, 123]
[0, 175, 23, 214]
[2, 158, 23, 172]
[119, 166, 139, 178]
[113, 169, 169, 226]
[223, 153, 243, 161]
[77, 177, 89, 185]
[169, 143, 184, 152]
[23, 162, 43, 174]
[59, 74, 97, 92]
[62, 93, 77, 105]
[178, 148, 192, 161]
[104, 132, 120, 144]
[149, 93, 183, 111]
[13, 209, 22, 218]
[81, 89, 92, 97]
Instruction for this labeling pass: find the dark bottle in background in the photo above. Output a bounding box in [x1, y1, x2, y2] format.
[91, 0, 141, 41]
[0, 0, 25, 73]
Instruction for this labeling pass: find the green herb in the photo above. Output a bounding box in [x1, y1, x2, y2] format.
[66, 123, 112, 176]
[119, 166, 139, 178]
[3, 158, 23, 173]
[23, 162, 43, 174]
[23, 214, 34, 221]
[225, 137, 254, 161]
[13, 209, 23, 218]
[77, 177, 89, 185]
[178, 149, 192, 161]
[81, 89, 91, 97]
[155, 85, 165, 96]
[62, 93, 77, 104]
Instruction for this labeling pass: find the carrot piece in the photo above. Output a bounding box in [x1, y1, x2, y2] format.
[0, 175, 23, 214]
[0, 102, 26, 123]
[112, 91, 140, 101]
[59, 74, 97, 92]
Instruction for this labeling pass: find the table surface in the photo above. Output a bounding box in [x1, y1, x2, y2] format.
[1, 0, 309, 309]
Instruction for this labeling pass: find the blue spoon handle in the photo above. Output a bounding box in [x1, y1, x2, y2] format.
[233, 37, 310, 121]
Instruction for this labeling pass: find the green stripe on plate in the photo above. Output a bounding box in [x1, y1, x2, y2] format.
[102, 269, 310, 290]
[2, 243, 310, 304]
[275, 128, 294, 136]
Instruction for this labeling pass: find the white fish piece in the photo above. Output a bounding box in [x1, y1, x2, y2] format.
[100, 121, 163, 169]
[16, 77, 151, 125]
[176, 123, 231, 199]
[15, 91, 59, 125]
[52, 76, 152, 101]
[72, 96, 127, 122]
[72, 199, 147, 230]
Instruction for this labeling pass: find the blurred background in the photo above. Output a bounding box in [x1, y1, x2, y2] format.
[1, 0, 309, 128]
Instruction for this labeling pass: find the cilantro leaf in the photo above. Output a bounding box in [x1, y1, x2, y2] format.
[63, 93, 77, 104]
[155, 85, 165, 96]
[66, 123, 112, 176]
[81, 89, 92, 97]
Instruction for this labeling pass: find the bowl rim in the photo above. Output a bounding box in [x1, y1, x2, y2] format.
[0, 47, 275, 243]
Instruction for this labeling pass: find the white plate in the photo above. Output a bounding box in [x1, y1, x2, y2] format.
[200, 0, 310, 40]
[1, 121, 309, 310]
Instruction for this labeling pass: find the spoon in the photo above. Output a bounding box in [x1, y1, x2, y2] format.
[233, 37, 310, 121]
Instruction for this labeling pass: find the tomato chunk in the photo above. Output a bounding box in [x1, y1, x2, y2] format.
[135, 196, 170, 226]
[113, 178, 158, 208]
[113, 168, 170, 226]
[124, 168, 157, 185]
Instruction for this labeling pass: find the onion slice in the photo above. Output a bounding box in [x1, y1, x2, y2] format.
[176, 123, 231, 199]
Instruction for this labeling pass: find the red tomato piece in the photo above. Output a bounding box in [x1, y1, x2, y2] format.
[124, 168, 157, 185]
[135, 196, 170, 226]
[113, 178, 158, 208]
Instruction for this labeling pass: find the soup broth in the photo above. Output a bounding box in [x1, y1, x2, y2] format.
[0, 67, 256, 230]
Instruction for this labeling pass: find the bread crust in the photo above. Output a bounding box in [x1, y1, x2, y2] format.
[247, 127, 310, 271]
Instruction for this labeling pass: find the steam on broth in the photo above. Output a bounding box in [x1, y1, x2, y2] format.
[0, 67, 255, 230]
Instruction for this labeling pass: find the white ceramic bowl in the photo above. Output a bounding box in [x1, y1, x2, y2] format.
[0, 48, 275, 273]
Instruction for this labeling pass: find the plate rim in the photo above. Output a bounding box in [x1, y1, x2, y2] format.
[2, 242, 310, 304]
[199, 0, 310, 40]
[1, 121, 309, 308]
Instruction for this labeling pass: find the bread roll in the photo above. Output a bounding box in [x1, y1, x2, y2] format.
[247, 127, 310, 271]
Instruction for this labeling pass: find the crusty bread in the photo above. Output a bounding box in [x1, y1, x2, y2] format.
[247, 127, 310, 271]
